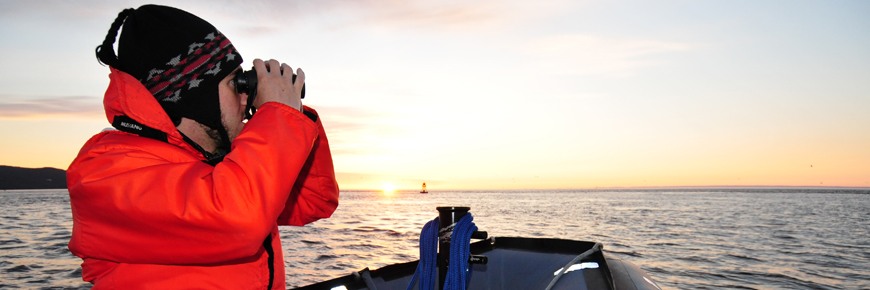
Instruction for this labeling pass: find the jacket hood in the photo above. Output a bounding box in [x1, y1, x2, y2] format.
[103, 67, 196, 155]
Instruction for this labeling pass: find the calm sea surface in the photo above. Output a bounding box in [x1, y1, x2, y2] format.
[1, 188, 868, 289]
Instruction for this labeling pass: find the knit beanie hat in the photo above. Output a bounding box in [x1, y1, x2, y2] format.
[96, 5, 242, 151]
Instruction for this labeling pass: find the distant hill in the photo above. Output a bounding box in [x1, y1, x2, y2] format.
[0, 166, 67, 190]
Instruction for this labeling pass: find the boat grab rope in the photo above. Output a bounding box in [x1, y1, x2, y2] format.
[406, 217, 440, 290]
[544, 243, 603, 290]
[443, 214, 478, 290]
[360, 268, 379, 290]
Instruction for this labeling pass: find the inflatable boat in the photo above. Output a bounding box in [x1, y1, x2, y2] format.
[292, 207, 662, 290]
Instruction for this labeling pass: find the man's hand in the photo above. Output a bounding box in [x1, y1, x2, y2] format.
[252, 58, 305, 112]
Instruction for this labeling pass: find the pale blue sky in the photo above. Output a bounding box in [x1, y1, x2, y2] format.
[1, 0, 868, 188]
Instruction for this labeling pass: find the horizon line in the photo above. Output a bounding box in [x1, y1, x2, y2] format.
[341, 185, 870, 191]
[3, 165, 866, 191]
[4, 185, 869, 192]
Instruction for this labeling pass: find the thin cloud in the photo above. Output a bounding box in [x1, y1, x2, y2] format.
[353, 2, 499, 32]
[0, 0, 138, 20]
[1, 1, 562, 40]
[208, 0, 504, 34]
[305, 0, 560, 33]
[316, 105, 397, 132]
[315, 105, 411, 155]
[525, 34, 695, 77]
[0, 96, 103, 119]
[335, 172, 442, 183]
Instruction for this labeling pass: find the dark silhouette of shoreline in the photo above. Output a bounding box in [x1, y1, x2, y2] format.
[0, 166, 67, 190]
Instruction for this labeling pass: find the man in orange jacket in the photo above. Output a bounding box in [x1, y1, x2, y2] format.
[66, 5, 339, 289]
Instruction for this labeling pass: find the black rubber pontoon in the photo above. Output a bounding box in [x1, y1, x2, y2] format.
[292, 207, 661, 290]
[292, 237, 661, 290]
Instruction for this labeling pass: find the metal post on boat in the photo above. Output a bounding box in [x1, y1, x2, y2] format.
[436, 206, 469, 290]
[436, 206, 489, 289]
[435, 206, 471, 289]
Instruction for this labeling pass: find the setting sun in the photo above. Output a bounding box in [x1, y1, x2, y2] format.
[382, 183, 396, 195]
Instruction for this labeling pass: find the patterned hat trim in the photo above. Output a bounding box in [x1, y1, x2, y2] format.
[141, 31, 238, 103]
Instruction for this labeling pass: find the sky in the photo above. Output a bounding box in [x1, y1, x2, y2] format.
[0, 0, 868, 189]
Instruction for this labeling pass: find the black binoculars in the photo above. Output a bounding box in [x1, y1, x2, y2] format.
[235, 68, 306, 120]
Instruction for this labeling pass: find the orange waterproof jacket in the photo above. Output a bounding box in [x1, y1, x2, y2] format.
[67, 68, 339, 289]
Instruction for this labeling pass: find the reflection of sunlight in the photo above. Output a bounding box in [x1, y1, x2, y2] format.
[382, 183, 396, 196]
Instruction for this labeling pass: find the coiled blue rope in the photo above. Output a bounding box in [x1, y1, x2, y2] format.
[443, 214, 477, 290]
[406, 217, 439, 290]
[407, 214, 477, 290]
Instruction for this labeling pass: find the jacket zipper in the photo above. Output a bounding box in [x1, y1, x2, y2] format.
[263, 234, 275, 289]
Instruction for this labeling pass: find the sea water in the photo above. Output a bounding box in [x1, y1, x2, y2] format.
[1, 188, 868, 289]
